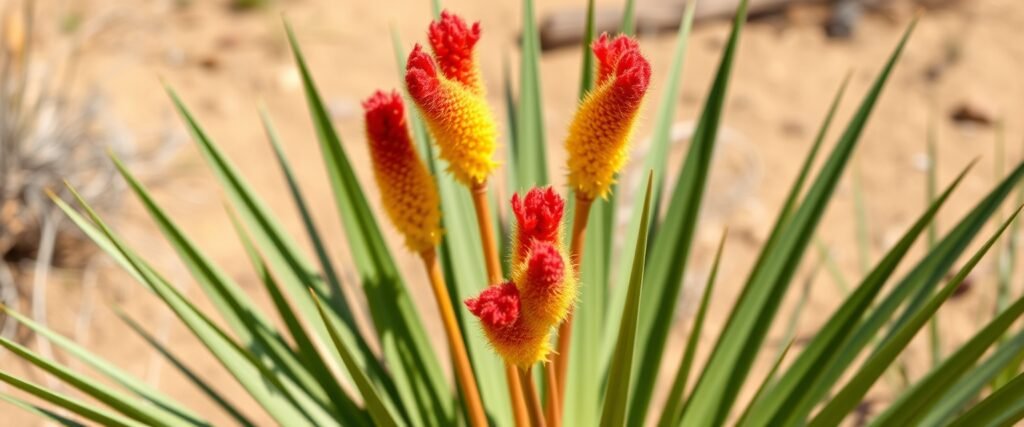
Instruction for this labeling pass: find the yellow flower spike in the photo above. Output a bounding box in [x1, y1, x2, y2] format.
[566, 33, 652, 200]
[363, 90, 442, 253]
[465, 187, 577, 368]
[406, 13, 497, 187]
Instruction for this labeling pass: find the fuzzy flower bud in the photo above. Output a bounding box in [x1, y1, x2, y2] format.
[428, 11, 483, 94]
[566, 33, 652, 200]
[406, 12, 497, 187]
[511, 187, 565, 263]
[465, 281, 520, 328]
[466, 188, 577, 367]
[363, 90, 442, 253]
[465, 281, 550, 367]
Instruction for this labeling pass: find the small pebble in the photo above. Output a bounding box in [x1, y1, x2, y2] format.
[950, 101, 996, 126]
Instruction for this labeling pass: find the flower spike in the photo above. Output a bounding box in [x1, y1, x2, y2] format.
[406, 12, 498, 187]
[566, 33, 652, 200]
[363, 90, 442, 253]
[467, 188, 577, 368]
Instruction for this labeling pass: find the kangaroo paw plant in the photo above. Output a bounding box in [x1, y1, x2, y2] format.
[2, 1, 1024, 426]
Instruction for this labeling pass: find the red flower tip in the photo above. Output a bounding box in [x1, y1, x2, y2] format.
[465, 281, 520, 328]
[512, 187, 565, 248]
[523, 241, 565, 292]
[406, 44, 440, 103]
[428, 10, 481, 87]
[592, 33, 651, 104]
[362, 90, 408, 146]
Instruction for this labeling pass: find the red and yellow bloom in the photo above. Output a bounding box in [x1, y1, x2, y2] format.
[363, 90, 442, 253]
[466, 187, 577, 367]
[406, 11, 497, 187]
[566, 33, 652, 200]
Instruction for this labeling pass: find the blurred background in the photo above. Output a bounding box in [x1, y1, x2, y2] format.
[1, 0, 1021, 424]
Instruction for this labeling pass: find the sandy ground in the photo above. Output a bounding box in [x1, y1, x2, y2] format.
[4, 0, 1024, 425]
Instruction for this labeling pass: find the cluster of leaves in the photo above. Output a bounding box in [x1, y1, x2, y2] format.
[1, 0, 1023, 426]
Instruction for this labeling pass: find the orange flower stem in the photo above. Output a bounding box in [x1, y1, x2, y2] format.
[471, 180, 530, 427]
[519, 366, 547, 427]
[471, 181, 504, 282]
[544, 362, 562, 427]
[420, 249, 488, 427]
[551, 194, 594, 415]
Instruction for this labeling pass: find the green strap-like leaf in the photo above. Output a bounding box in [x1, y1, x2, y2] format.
[515, 0, 548, 188]
[727, 73, 852, 346]
[564, 198, 611, 427]
[994, 128, 1024, 388]
[312, 292, 404, 427]
[803, 160, 1024, 413]
[228, 205, 369, 424]
[109, 153, 276, 344]
[733, 339, 795, 427]
[947, 372, 1024, 427]
[870, 269, 1024, 426]
[258, 108, 349, 352]
[49, 194, 150, 291]
[66, 186, 331, 426]
[680, 18, 913, 427]
[577, 0, 597, 98]
[600, 173, 655, 427]
[162, 85, 391, 413]
[0, 306, 210, 426]
[114, 308, 258, 427]
[502, 57, 519, 199]
[921, 327, 1024, 425]
[0, 337, 179, 427]
[658, 230, 727, 427]
[430, 0, 441, 19]
[883, 175, 1024, 347]
[109, 154, 339, 414]
[815, 238, 852, 294]
[52, 195, 276, 426]
[0, 372, 145, 427]
[285, 22, 452, 426]
[620, 0, 636, 35]
[623, 2, 745, 425]
[745, 162, 971, 426]
[0, 392, 87, 427]
[925, 114, 942, 368]
[692, 74, 849, 426]
[808, 206, 1022, 427]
